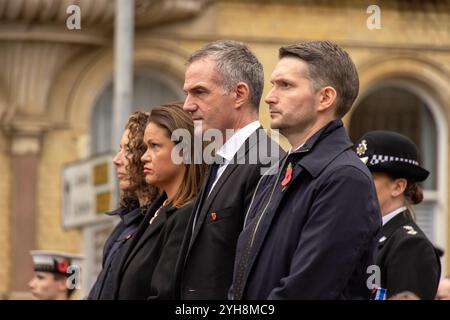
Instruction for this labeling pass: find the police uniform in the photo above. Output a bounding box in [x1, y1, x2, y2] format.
[355, 131, 441, 299]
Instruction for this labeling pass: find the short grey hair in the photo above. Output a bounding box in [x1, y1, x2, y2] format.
[187, 40, 264, 110]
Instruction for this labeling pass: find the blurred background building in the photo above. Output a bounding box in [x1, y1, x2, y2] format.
[0, 0, 449, 298]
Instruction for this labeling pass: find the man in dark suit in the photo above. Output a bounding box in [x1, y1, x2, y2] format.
[179, 40, 284, 299]
[230, 41, 382, 300]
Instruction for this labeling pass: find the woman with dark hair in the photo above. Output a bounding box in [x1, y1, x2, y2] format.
[355, 131, 441, 299]
[115, 102, 206, 299]
[88, 111, 158, 300]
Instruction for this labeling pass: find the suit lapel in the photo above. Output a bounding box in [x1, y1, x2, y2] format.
[188, 163, 240, 250]
[190, 163, 217, 224]
[188, 128, 261, 251]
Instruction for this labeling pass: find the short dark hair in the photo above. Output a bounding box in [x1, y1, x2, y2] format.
[187, 40, 264, 110]
[279, 41, 359, 118]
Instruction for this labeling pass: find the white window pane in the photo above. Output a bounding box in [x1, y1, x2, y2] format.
[414, 201, 436, 243]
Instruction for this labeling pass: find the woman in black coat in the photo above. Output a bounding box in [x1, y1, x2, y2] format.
[355, 131, 441, 300]
[114, 103, 206, 299]
[88, 111, 158, 300]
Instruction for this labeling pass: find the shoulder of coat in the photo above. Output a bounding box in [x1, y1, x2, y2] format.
[380, 224, 420, 244]
[402, 224, 418, 236]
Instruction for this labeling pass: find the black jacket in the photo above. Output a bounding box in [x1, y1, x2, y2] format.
[230, 119, 382, 300]
[114, 194, 193, 299]
[377, 210, 441, 299]
[87, 206, 146, 300]
[176, 128, 284, 299]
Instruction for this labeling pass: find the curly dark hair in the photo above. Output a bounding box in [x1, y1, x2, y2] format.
[120, 111, 158, 209]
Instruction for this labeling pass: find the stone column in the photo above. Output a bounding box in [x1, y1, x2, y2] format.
[9, 129, 42, 298]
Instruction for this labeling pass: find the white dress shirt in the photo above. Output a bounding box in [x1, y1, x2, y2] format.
[208, 121, 261, 195]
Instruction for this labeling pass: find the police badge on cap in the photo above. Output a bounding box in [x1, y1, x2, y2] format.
[354, 131, 429, 182]
[30, 250, 84, 276]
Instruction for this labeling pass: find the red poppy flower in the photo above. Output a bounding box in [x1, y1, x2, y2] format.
[281, 162, 293, 191]
[211, 212, 217, 221]
[57, 259, 69, 273]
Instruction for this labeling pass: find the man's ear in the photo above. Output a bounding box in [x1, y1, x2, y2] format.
[234, 82, 250, 109]
[317, 86, 337, 112]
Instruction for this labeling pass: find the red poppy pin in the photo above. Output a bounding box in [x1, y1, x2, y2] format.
[211, 212, 217, 221]
[281, 162, 293, 191]
[57, 259, 69, 273]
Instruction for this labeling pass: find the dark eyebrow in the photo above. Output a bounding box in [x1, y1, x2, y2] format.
[145, 137, 160, 145]
[188, 84, 209, 92]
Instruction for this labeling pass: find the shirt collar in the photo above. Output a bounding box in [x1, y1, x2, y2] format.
[288, 143, 304, 154]
[217, 121, 261, 162]
[382, 206, 407, 226]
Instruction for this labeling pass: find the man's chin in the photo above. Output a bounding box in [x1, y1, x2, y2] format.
[270, 121, 281, 130]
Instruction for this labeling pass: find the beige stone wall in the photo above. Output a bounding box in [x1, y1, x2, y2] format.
[37, 129, 81, 252]
[213, 1, 449, 45]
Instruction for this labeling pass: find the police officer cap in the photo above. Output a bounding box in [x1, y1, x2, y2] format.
[30, 250, 84, 276]
[354, 130, 429, 182]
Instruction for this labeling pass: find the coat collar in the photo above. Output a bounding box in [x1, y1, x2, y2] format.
[380, 209, 413, 239]
[106, 205, 147, 227]
[289, 119, 353, 178]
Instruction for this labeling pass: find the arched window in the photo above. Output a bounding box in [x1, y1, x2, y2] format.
[349, 81, 445, 246]
[90, 70, 184, 155]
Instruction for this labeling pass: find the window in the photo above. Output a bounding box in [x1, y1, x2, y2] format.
[349, 82, 441, 243]
[90, 70, 184, 154]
